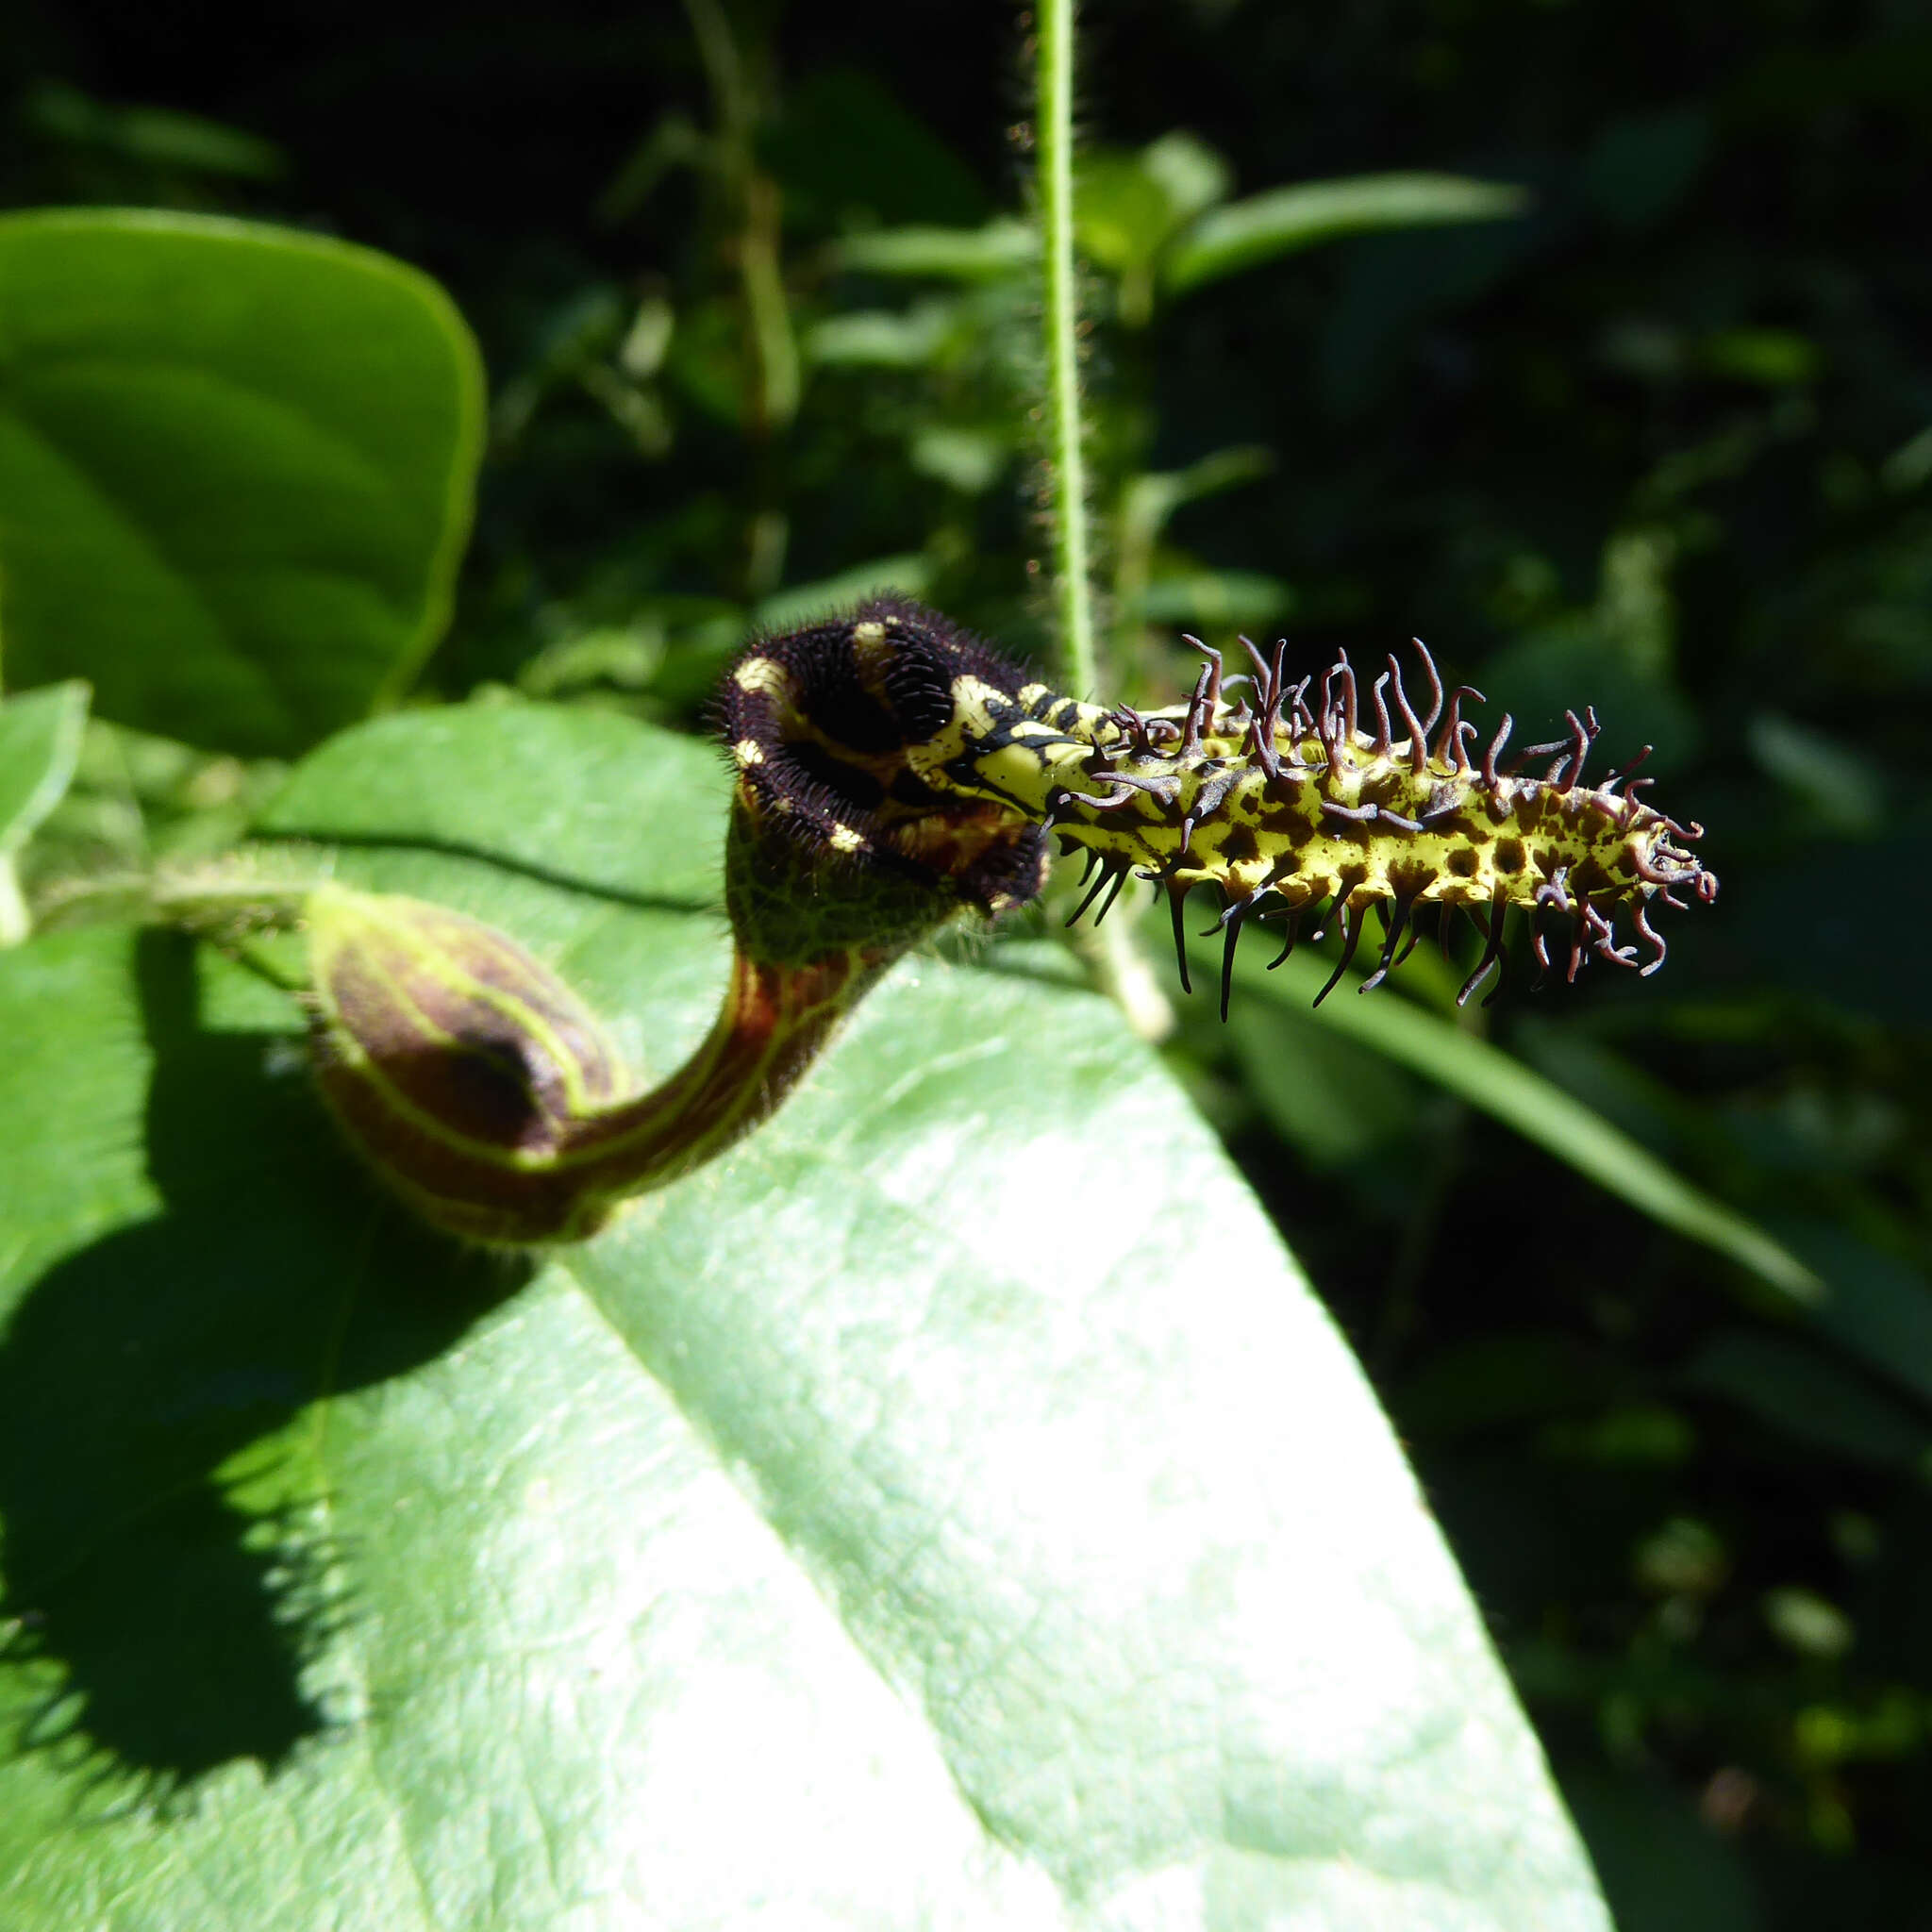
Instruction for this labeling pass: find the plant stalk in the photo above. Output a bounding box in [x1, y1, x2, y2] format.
[1034, 0, 1097, 699]
[1032, 0, 1171, 1038]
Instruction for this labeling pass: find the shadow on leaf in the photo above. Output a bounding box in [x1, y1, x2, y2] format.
[0, 927, 528, 1797]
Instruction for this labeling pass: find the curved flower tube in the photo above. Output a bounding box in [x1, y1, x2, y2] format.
[305, 598, 1714, 1241]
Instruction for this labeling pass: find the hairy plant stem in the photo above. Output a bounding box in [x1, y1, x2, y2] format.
[1032, 0, 1173, 1040]
[1034, 0, 1096, 700]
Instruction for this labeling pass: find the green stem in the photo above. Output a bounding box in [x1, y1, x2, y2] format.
[1032, 0, 1167, 1035]
[1034, 0, 1097, 698]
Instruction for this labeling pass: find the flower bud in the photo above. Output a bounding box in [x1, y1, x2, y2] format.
[305, 883, 626, 1243]
[717, 600, 1051, 971]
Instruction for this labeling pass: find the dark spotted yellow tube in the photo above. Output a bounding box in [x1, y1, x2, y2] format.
[305, 597, 1714, 1241]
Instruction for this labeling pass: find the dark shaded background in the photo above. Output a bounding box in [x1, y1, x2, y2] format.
[8, 2, 1932, 1924]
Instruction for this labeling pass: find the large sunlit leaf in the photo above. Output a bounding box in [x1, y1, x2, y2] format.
[1163, 173, 1530, 296]
[0, 210, 484, 758]
[0, 703, 1608, 1929]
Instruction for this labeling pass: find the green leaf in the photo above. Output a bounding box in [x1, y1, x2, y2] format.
[1679, 1329, 1932, 1470]
[803, 298, 958, 369]
[1163, 173, 1530, 297]
[1120, 444, 1274, 546]
[1227, 994, 1420, 1169]
[0, 703, 1608, 1929]
[753, 554, 930, 630]
[0, 682, 89, 856]
[1135, 565, 1296, 632]
[1075, 150, 1184, 279]
[1208, 936, 1822, 1309]
[1695, 325, 1823, 388]
[0, 210, 485, 758]
[835, 216, 1035, 280]
[0, 680, 89, 946]
[1139, 131, 1235, 232]
[1578, 108, 1711, 232]
[765, 70, 991, 232]
[25, 84, 287, 183]
[1077, 134, 1232, 283]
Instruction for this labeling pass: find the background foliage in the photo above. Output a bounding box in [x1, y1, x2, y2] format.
[3, 0, 1930, 1925]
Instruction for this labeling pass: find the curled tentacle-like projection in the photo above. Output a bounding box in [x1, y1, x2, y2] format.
[874, 619, 1715, 1014]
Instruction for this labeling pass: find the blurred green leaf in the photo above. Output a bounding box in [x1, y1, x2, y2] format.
[1136, 566, 1295, 631]
[1318, 215, 1540, 414]
[908, 425, 1008, 493]
[1633, 1515, 1729, 1596]
[1560, 1771, 1758, 1932]
[491, 284, 629, 434]
[1680, 1329, 1932, 1469]
[1075, 148, 1180, 276]
[1727, 820, 1932, 1028]
[1511, 1018, 1687, 1158]
[1793, 1693, 1921, 1768]
[663, 294, 749, 426]
[25, 83, 286, 182]
[1398, 1331, 1620, 1440]
[1762, 1587, 1854, 1660]
[1479, 633, 1699, 776]
[1538, 1404, 1696, 1468]
[1139, 131, 1234, 231]
[835, 217, 1034, 280]
[1076, 132, 1234, 322]
[1774, 1224, 1932, 1415]
[1122, 445, 1274, 544]
[0, 679, 90, 945]
[0, 210, 485, 757]
[752, 554, 929, 629]
[1697, 328, 1823, 388]
[1746, 712, 1885, 835]
[1209, 937, 1822, 1307]
[765, 70, 990, 232]
[0, 702, 1610, 1928]
[1163, 173, 1530, 296]
[0, 682, 89, 857]
[594, 109, 707, 226]
[1880, 425, 1932, 495]
[804, 297, 958, 368]
[1580, 108, 1711, 231]
[1226, 995, 1419, 1168]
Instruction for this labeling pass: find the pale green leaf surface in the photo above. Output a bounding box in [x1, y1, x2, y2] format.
[0, 210, 484, 756]
[0, 705, 1608, 1930]
[1163, 175, 1530, 296]
[0, 681, 89, 853]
